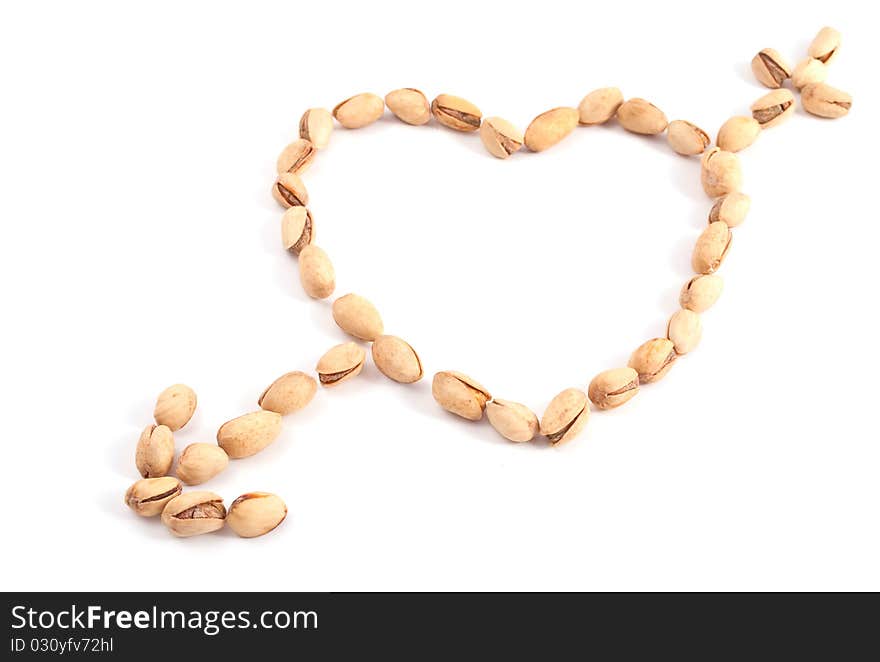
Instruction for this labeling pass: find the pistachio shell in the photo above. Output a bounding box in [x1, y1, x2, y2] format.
[716, 116, 761, 153]
[808, 27, 841, 64]
[332, 93, 384, 129]
[332, 293, 384, 341]
[385, 88, 431, 125]
[298, 245, 335, 299]
[431, 371, 491, 420]
[708, 192, 750, 228]
[217, 411, 283, 459]
[791, 58, 827, 90]
[153, 384, 197, 432]
[176, 443, 229, 486]
[258, 371, 317, 415]
[750, 48, 791, 88]
[679, 274, 723, 313]
[667, 309, 703, 355]
[299, 108, 333, 149]
[161, 491, 226, 537]
[479, 116, 523, 159]
[281, 206, 314, 255]
[272, 171, 309, 208]
[692, 222, 732, 274]
[371, 335, 423, 383]
[539, 388, 589, 445]
[667, 120, 710, 156]
[577, 87, 623, 125]
[524, 107, 579, 152]
[751, 89, 795, 128]
[316, 342, 366, 387]
[700, 148, 742, 198]
[275, 138, 315, 175]
[588, 368, 639, 410]
[801, 83, 852, 119]
[125, 476, 182, 517]
[486, 399, 539, 443]
[616, 98, 668, 135]
[431, 94, 482, 132]
[227, 492, 287, 538]
[135, 424, 174, 478]
[628, 338, 676, 383]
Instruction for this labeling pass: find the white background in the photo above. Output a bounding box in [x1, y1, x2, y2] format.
[1, 0, 877, 591]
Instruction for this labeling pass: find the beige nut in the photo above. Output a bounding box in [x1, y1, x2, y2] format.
[227, 492, 288, 538]
[751, 89, 795, 128]
[588, 368, 639, 410]
[700, 148, 742, 198]
[176, 443, 229, 486]
[628, 338, 677, 384]
[431, 371, 491, 421]
[808, 26, 841, 64]
[316, 342, 366, 387]
[125, 476, 182, 517]
[791, 58, 827, 90]
[708, 192, 751, 228]
[217, 411, 283, 459]
[281, 206, 314, 255]
[272, 171, 309, 208]
[259, 371, 317, 415]
[667, 309, 702, 355]
[539, 388, 589, 445]
[385, 88, 431, 125]
[332, 93, 384, 129]
[692, 221, 732, 274]
[577, 87, 623, 125]
[136, 424, 174, 478]
[616, 98, 668, 135]
[371, 335, 423, 384]
[716, 116, 761, 153]
[479, 117, 523, 159]
[153, 384, 197, 432]
[801, 83, 852, 119]
[750, 48, 792, 88]
[680, 274, 723, 313]
[667, 120, 710, 156]
[161, 491, 226, 538]
[275, 138, 316, 175]
[299, 108, 333, 149]
[524, 107, 579, 152]
[486, 398, 540, 443]
[332, 293, 384, 341]
[430, 94, 481, 132]
[298, 245, 335, 299]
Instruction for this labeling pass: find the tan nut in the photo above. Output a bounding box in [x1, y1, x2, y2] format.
[667, 120, 710, 156]
[227, 492, 288, 538]
[716, 116, 761, 153]
[588, 368, 639, 410]
[275, 138, 315, 175]
[385, 88, 431, 125]
[431, 371, 491, 420]
[750, 48, 792, 88]
[153, 384, 197, 432]
[486, 398, 540, 443]
[136, 424, 174, 478]
[299, 108, 333, 149]
[298, 245, 335, 299]
[708, 192, 750, 228]
[751, 89, 795, 128]
[161, 491, 226, 537]
[692, 221, 732, 274]
[791, 58, 827, 90]
[371, 335, 423, 384]
[125, 476, 182, 517]
[577, 87, 623, 125]
[801, 83, 852, 119]
[176, 443, 229, 486]
[808, 27, 841, 64]
[258, 371, 317, 415]
[616, 98, 668, 135]
[430, 94, 481, 132]
[700, 148, 742, 198]
[217, 411, 283, 459]
[272, 171, 309, 208]
[316, 342, 366, 387]
[628, 338, 676, 384]
[524, 107, 579, 152]
[539, 388, 589, 445]
[332, 93, 384, 129]
[667, 309, 702, 355]
[281, 206, 314, 255]
[332, 293, 384, 341]
[680, 274, 723, 313]
[479, 117, 523, 159]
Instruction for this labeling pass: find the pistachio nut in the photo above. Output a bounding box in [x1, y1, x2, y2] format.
[385, 88, 431, 125]
[680, 274, 723, 313]
[332, 293, 384, 341]
[616, 98, 668, 135]
[808, 26, 841, 64]
[272, 171, 309, 208]
[298, 245, 335, 299]
[708, 192, 750, 228]
[577, 87, 623, 125]
[316, 342, 366, 387]
[227, 492, 287, 538]
[750, 48, 791, 88]
[281, 206, 314, 255]
[524, 107, 579, 152]
[486, 398, 540, 443]
[124, 476, 182, 517]
[431, 371, 491, 421]
[176, 443, 229, 486]
[153, 383, 197, 432]
[299, 108, 333, 149]
[275, 138, 315, 175]
[667, 120, 710, 156]
[588, 368, 639, 410]
[371, 334, 423, 383]
[217, 411, 283, 459]
[479, 116, 523, 159]
[751, 89, 795, 128]
[791, 58, 827, 90]
[700, 148, 742, 198]
[430, 94, 481, 132]
[539, 388, 589, 445]
[258, 371, 317, 415]
[667, 309, 702, 355]
[332, 92, 384, 129]
[692, 221, 732, 274]
[136, 424, 174, 478]
[716, 116, 761, 153]
[628, 338, 676, 384]
[161, 491, 226, 538]
[801, 83, 852, 119]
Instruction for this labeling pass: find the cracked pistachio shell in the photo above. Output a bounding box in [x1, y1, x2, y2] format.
[316, 342, 366, 387]
[125, 476, 182, 517]
[431, 371, 491, 421]
[332, 293, 384, 341]
[486, 399, 539, 443]
[577, 87, 623, 125]
[217, 411, 283, 459]
[299, 108, 333, 149]
[153, 384, 197, 432]
[801, 83, 852, 119]
[176, 443, 229, 486]
[259, 371, 317, 415]
[692, 222, 732, 274]
[136, 424, 174, 478]
[808, 27, 841, 64]
[751, 89, 795, 128]
[161, 491, 226, 537]
[281, 206, 314, 255]
[539, 388, 589, 445]
[332, 93, 384, 129]
[272, 171, 309, 208]
[751, 48, 791, 88]
[524, 107, 579, 152]
[667, 309, 702, 355]
[616, 98, 668, 135]
[628, 338, 676, 384]
[298, 245, 335, 299]
[431, 94, 482, 132]
[708, 192, 750, 228]
[680, 274, 723, 313]
[385, 88, 431, 125]
[667, 120, 710, 156]
[276, 138, 315, 175]
[371, 335, 423, 383]
[479, 117, 523, 159]
[701, 148, 742, 198]
[716, 116, 761, 153]
[227, 492, 287, 538]
[791, 58, 827, 90]
[588, 368, 639, 410]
